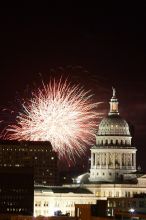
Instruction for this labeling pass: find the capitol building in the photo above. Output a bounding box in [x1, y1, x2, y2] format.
[34, 88, 146, 217]
[89, 87, 137, 183]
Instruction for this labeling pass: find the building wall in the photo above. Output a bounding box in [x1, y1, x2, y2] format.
[75, 202, 107, 220]
[107, 196, 146, 216]
[34, 190, 97, 217]
[0, 167, 34, 216]
[75, 204, 91, 220]
[0, 141, 58, 185]
[82, 180, 146, 198]
[34, 178, 146, 217]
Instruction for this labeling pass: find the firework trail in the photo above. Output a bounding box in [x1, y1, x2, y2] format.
[4, 78, 101, 159]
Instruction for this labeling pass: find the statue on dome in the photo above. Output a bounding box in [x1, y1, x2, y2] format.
[112, 87, 116, 97]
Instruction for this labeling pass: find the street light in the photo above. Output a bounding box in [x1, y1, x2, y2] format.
[129, 208, 135, 220]
[129, 208, 135, 213]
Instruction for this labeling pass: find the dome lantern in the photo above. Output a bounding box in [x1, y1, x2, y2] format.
[109, 87, 119, 116]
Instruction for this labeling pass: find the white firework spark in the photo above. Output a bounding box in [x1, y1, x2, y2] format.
[5, 78, 101, 159]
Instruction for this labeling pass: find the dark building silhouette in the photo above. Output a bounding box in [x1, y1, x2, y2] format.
[0, 141, 58, 185]
[91, 200, 107, 217]
[75, 201, 107, 220]
[0, 167, 34, 215]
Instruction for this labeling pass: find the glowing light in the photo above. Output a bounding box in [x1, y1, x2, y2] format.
[4, 78, 101, 159]
[129, 208, 135, 213]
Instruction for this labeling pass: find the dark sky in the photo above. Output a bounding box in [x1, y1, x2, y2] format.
[0, 5, 146, 170]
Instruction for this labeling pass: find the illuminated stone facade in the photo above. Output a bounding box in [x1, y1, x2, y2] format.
[34, 176, 146, 217]
[34, 185, 97, 217]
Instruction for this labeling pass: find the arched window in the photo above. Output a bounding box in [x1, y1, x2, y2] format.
[109, 191, 112, 197]
[116, 191, 119, 197]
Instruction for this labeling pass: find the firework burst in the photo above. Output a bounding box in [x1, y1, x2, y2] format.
[4, 78, 101, 159]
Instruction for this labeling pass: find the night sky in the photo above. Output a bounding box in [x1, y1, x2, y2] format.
[0, 5, 146, 171]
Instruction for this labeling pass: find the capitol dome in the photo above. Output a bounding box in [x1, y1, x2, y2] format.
[98, 115, 131, 136]
[97, 87, 131, 136]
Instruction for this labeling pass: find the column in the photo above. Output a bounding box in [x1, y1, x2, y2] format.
[132, 153, 133, 166]
[124, 153, 127, 167]
[130, 153, 132, 167]
[97, 153, 99, 166]
[93, 153, 95, 166]
[103, 153, 105, 166]
[113, 153, 115, 169]
[101, 153, 103, 167]
[92, 153, 95, 166]
[91, 152, 93, 167]
[122, 153, 124, 168]
[117, 153, 120, 168]
[95, 153, 97, 167]
[100, 153, 102, 168]
[134, 153, 136, 169]
[106, 152, 109, 168]
[120, 153, 122, 169]
[123, 153, 125, 167]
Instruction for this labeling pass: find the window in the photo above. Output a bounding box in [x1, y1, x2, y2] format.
[96, 191, 101, 197]
[132, 200, 136, 208]
[103, 191, 106, 197]
[109, 191, 112, 197]
[139, 200, 145, 208]
[116, 192, 119, 197]
[125, 192, 130, 197]
[35, 201, 41, 207]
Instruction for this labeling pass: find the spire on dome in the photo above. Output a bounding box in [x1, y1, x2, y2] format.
[109, 87, 119, 115]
